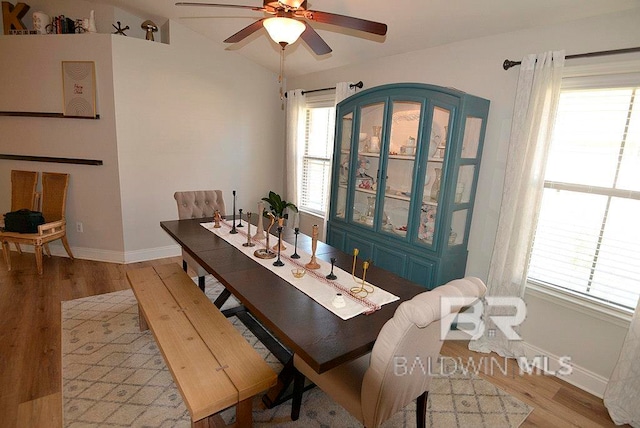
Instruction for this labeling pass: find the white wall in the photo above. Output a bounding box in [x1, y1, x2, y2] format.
[287, 7, 640, 394]
[0, 33, 125, 256]
[1, 6, 286, 262]
[112, 21, 284, 257]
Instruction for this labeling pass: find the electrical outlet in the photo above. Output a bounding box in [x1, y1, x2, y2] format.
[76, 222, 83, 233]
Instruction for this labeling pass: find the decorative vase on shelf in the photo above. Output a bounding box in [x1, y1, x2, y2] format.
[88, 10, 97, 33]
[430, 168, 442, 202]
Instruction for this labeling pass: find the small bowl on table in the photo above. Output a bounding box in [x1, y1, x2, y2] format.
[291, 268, 306, 279]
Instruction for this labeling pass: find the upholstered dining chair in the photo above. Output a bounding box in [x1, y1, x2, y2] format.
[1, 170, 39, 253]
[0, 172, 74, 275]
[173, 190, 225, 291]
[290, 277, 487, 428]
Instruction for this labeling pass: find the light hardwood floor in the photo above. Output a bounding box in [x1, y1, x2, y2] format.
[0, 252, 626, 427]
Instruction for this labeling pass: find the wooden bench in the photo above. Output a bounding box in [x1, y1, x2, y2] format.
[126, 264, 277, 427]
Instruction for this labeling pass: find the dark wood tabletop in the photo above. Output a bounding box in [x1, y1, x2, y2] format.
[160, 217, 424, 374]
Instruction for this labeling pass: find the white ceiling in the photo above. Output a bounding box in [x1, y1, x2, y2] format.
[90, 0, 640, 77]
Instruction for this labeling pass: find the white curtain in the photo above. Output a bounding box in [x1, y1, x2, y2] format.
[469, 51, 565, 361]
[284, 89, 306, 208]
[322, 82, 358, 230]
[605, 299, 640, 427]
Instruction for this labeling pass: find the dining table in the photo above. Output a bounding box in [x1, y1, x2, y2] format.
[160, 216, 425, 408]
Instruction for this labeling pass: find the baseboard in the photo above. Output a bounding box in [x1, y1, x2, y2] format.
[522, 342, 609, 398]
[8, 243, 182, 264]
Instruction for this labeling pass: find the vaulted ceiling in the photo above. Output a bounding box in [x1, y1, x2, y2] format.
[91, 0, 639, 77]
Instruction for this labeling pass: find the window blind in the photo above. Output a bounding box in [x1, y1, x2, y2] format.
[300, 105, 335, 215]
[528, 84, 640, 310]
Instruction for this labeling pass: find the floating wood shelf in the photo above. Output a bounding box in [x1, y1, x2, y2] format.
[0, 154, 103, 166]
[0, 111, 100, 119]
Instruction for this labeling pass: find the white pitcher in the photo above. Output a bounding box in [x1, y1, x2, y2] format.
[32, 11, 50, 35]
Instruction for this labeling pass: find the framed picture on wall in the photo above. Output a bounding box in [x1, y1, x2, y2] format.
[62, 61, 96, 118]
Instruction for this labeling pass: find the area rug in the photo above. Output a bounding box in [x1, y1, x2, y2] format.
[62, 277, 532, 427]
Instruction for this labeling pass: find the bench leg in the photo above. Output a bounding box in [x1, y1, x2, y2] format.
[235, 397, 253, 427]
[191, 397, 253, 428]
[138, 304, 149, 331]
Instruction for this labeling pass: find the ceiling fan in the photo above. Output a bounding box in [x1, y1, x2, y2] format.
[175, 0, 388, 55]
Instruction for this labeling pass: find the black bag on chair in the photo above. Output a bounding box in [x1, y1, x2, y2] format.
[3, 209, 46, 233]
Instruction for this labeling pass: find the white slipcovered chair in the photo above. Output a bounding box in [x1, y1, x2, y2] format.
[173, 190, 225, 291]
[291, 277, 487, 427]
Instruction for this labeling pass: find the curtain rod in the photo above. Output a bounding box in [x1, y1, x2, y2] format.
[303, 80, 363, 95]
[503, 46, 640, 70]
[285, 81, 363, 98]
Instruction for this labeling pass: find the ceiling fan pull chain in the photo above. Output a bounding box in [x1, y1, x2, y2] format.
[279, 46, 285, 100]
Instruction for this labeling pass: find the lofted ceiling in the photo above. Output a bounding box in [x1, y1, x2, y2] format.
[90, 0, 639, 77]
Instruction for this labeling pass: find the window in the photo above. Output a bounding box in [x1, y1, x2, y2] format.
[528, 69, 640, 310]
[299, 97, 335, 215]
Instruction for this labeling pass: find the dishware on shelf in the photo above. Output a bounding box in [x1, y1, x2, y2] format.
[430, 168, 442, 202]
[455, 182, 465, 203]
[393, 226, 407, 237]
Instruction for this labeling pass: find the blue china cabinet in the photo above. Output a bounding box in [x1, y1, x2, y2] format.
[326, 83, 490, 289]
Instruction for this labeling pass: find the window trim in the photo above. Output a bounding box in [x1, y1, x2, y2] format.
[526, 59, 640, 315]
[526, 280, 633, 327]
[298, 93, 336, 216]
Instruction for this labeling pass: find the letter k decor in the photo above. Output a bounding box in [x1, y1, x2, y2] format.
[2, 2, 30, 35]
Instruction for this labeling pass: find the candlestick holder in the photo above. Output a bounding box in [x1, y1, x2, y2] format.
[305, 224, 321, 270]
[350, 260, 374, 296]
[291, 227, 300, 259]
[243, 212, 255, 247]
[272, 217, 286, 251]
[254, 201, 266, 240]
[351, 248, 359, 282]
[237, 208, 244, 227]
[273, 226, 284, 266]
[213, 210, 222, 228]
[326, 257, 337, 280]
[254, 212, 276, 259]
[230, 190, 238, 234]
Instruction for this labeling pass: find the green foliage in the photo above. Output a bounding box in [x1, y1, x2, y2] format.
[261, 191, 298, 218]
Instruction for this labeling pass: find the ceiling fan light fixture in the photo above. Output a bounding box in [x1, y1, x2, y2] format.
[263, 16, 305, 46]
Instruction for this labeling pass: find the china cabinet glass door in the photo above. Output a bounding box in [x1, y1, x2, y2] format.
[448, 115, 484, 247]
[380, 100, 422, 239]
[352, 102, 385, 228]
[418, 106, 451, 246]
[335, 111, 352, 219]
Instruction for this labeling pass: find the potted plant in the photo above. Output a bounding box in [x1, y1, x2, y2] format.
[262, 191, 298, 219]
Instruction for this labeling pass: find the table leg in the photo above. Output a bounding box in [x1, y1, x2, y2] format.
[213, 288, 231, 309]
[262, 357, 295, 409]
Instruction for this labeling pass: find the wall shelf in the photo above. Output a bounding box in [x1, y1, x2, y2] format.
[0, 154, 103, 166]
[0, 111, 100, 119]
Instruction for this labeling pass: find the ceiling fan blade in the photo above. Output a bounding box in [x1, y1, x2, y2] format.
[175, 2, 262, 11]
[300, 10, 387, 36]
[300, 24, 331, 55]
[223, 18, 265, 43]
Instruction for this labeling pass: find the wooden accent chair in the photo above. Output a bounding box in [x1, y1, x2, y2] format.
[1, 170, 39, 253]
[173, 190, 225, 291]
[1, 172, 74, 275]
[290, 277, 487, 428]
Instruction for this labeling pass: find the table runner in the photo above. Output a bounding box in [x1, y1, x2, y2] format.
[200, 220, 399, 320]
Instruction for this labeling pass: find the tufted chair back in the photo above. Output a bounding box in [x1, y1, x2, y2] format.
[174, 190, 225, 219]
[291, 277, 487, 427]
[361, 277, 487, 427]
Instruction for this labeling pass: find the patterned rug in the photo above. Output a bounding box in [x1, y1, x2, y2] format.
[62, 277, 532, 427]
